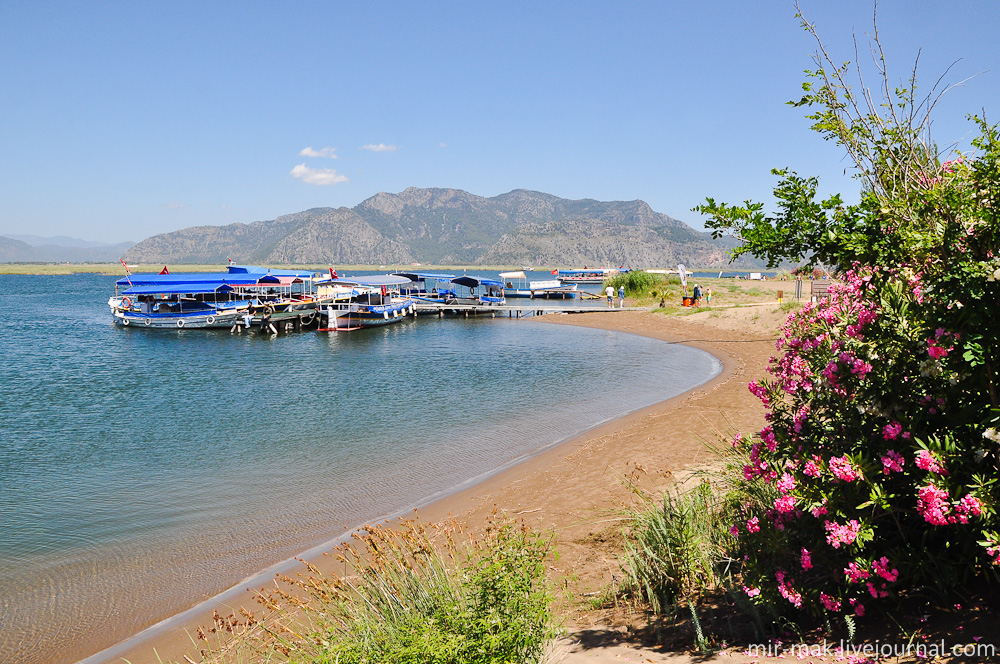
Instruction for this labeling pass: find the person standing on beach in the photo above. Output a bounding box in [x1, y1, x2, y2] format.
[706, 286, 712, 306]
[606, 284, 614, 307]
[693, 284, 702, 306]
[618, 285, 625, 308]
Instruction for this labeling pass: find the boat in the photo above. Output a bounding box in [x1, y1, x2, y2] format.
[499, 271, 578, 299]
[392, 272, 458, 303]
[554, 268, 622, 284]
[449, 275, 506, 306]
[109, 265, 318, 331]
[315, 275, 415, 330]
[110, 282, 250, 329]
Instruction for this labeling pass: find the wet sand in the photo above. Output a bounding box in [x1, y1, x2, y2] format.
[78, 308, 779, 664]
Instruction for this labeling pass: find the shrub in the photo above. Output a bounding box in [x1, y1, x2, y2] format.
[196, 517, 556, 664]
[605, 270, 660, 296]
[694, 10, 1000, 620]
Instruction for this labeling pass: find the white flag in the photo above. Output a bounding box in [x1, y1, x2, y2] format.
[678, 264, 687, 289]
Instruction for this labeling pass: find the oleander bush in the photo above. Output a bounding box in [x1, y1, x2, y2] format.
[691, 10, 1000, 620]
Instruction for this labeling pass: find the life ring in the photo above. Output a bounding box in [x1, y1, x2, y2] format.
[144, 318, 151, 326]
[122, 318, 130, 326]
[206, 315, 216, 325]
[177, 319, 185, 328]
[122, 297, 132, 309]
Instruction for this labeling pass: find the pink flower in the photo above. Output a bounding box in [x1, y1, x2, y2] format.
[927, 339, 952, 359]
[746, 516, 760, 533]
[729, 524, 740, 537]
[825, 519, 862, 548]
[800, 548, 812, 570]
[881, 450, 905, 474]
[803, 457, 821, 477]
[844, 562, 870, 583]
[871, 556, 899, 582]
[743, 586, 761, 597]
[915, 450, 947, 475]
[882, 422, 903, 440]
[916, 484, 951, 526]
[820, 592, 841, 612]
[829, 455, 862, 482]
[775, 494, 798, 513]
[776, 472, 796, 494]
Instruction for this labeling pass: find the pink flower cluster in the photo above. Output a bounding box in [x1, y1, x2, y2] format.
[802, 456, 822, 477]
[820, 592, 842, 611]
[829, 455, 862, 482]
[881, 450, 905, 474]
[775, 570, 803, 608]
[743, 585, 761, 597]
[844, 561, 869, 583]
[800, 548, 812, 570]
[916, 485, 982, 526]
[871, 556, 899, 582]
[915, 449, 947, 475]
[825, 519, 862, 548]
[926, 328, 957, 359]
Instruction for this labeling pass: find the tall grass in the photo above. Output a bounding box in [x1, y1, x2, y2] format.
[604, 270, 662, 296]
[619, 481, 732, 614]
[195, 516, 556, 664]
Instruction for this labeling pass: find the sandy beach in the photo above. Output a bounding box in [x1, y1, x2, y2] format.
[80, 300, 787, 664]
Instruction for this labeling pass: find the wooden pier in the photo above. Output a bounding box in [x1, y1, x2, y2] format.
[412, 303, 645, 318]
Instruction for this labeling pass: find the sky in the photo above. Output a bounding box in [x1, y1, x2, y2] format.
[2, 1, 999, 244]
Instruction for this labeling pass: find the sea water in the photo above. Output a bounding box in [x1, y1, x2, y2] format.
[0, 273, 720, 664]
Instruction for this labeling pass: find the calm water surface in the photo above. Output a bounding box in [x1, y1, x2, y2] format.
[0, 273, 720, 664]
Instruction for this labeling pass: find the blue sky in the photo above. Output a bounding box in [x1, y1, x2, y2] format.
[2, 1, 998, 244]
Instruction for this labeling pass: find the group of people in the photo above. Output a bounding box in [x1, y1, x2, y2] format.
[690, 284, 712, 306]
[605, 285, 625, 308]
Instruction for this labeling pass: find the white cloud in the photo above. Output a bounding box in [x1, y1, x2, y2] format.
[439, 142, 448, 148]
[164, 201, 185, 210]
[360, 143, 398, 152]
[299, 146, 338, 158]
[290, 163, 349, 186]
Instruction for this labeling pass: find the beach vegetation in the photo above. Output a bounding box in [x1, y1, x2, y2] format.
[194, 516, 556, 664]
[604, 269, 661, 297]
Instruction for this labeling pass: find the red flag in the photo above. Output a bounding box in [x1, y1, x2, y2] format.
[159, 266, 169, 275]
[119, 258, 133, 287]
[330, 267, 338, 279]
[551, 269, 558, 275]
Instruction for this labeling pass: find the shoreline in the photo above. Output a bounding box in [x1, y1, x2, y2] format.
[78, 309, 776, 664]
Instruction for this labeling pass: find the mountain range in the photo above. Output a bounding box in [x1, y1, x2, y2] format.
[2, 188, 756, 268]
[124, 188, 752, 268]
[0, 235, 135, 263]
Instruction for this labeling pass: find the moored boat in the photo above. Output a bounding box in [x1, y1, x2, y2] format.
[554, 268, 622, 284]
[315, 275, 415, 330]
[499, 271, 578, 298]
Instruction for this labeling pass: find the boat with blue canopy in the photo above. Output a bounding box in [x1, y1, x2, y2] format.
[499, 271, 578, 299]
[315, 274, 415, 331]
[450, 276, 506, 306]
[392, 272, 457, 303]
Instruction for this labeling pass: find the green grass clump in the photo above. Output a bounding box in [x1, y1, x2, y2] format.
[196, 516, 556, 664]
[604, 270, 662, 297]
[619, 481, 732, 614]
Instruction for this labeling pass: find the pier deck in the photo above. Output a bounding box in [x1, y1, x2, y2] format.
[413, 303, 646, 317]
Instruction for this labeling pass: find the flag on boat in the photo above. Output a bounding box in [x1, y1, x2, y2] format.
[119, 258, 133, 287]
[159, 266, 169, 275]
[329, 267, 338, 279]
[551, 269, 558, 275]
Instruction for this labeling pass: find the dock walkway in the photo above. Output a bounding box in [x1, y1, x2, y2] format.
[413, 303, 647, 317]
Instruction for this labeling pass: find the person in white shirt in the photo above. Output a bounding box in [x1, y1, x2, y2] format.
[605, 285, 615, 307]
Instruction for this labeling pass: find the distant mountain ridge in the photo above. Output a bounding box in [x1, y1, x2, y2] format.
[121, 188, 754, 268]
[0, 235, 135, 263]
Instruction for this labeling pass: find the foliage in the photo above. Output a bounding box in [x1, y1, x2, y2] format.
[196, 517, 556, 664]
[693, 5, 1000, 621]
[604, 269, 661, 296]
[620, 481, 734, 613]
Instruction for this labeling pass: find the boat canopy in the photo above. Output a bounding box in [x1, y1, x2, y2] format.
[393, 272, 456, 281]
[117, 266, 313, 288]
[122, 283, 236, 296]
[327, 275, 413, 287]
[451, 276, 504, 288]
[499, 271, 526, 280]
[557, 268, 616, 276]
[254, 274, 305, 285]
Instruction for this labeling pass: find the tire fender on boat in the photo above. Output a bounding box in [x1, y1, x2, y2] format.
[383, 311, 389, 320]
[206, 315, 216, 325]
[144, 318, 151, 326]
[177, 319, 185, 328]
[122, 318, 130, 326]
